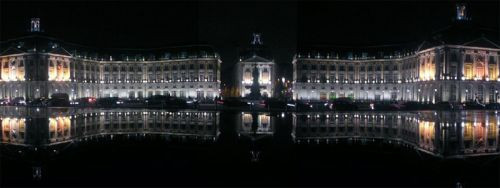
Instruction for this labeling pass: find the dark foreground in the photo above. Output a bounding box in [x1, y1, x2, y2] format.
[1, 109, 499, 187]
[2, 137, 499, 187]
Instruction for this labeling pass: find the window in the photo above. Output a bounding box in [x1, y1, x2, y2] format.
[208, 64, 214, 70]
[465, 54, 472, 62]
[348, 66, 354, 71]
[311, 65, 317, 70]
[450, 53, 458, 62]
[339, 65, 345, 71]
[489, 56, 496, 64]
[320, 65, 326, 70]
[199, 64, 205, 69]
[330, 65, 336, 71]
[360, 66, 365, 71]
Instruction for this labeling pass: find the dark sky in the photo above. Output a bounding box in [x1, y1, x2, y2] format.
[1, 0, 499, 85]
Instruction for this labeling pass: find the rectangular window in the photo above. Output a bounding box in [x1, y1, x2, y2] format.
[329, 65, 336, 71]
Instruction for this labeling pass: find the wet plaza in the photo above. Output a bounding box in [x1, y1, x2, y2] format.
[1, 107, 499, 186]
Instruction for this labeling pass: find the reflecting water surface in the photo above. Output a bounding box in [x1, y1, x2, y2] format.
[1, 107, 499, 186]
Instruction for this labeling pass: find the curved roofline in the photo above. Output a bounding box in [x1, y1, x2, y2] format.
[298, 40, 418, 49]
[0, 34, 217, 52]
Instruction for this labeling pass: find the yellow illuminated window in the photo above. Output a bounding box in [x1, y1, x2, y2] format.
[465, 64, 473, 79]
[489, 64, 497, 80]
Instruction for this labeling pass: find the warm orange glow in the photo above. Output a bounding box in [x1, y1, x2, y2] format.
[1, 60, 25, 81]
[418, 121, 435, 150]
[464, 64, 473, 80]
[49, 117, 71, 142]
[419, 56, 435, 81]
[1, 118, 26, 143]
[488, 64, 497, 80]
[48, 60, 70, 81]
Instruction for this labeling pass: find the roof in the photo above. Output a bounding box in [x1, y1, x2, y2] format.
[296, 22, 499, 60]
[241, 55, 272, 63]
[296, 42, 420, 60]
[0, 34, 219, 61]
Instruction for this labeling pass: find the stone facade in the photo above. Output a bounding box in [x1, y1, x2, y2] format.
[293, 44, 500, 103]
[0, 36, 221, 100]
[235, 55, 275, 98]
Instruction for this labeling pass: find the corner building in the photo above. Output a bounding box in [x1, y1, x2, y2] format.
[293, 13, 500, 103]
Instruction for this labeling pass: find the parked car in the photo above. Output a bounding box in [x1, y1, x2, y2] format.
[48, 93, 70, 107]
[145, 95, 187, 108]
[436, 102, 463, 110]
[10, 97, 26, 106]
[463, 101, 486, 110]
[295, 101, 312, 111]
[332, 98, 358, 111]
[486, 103, 500, 110]
[29, 98, 49, 107]
[222, 97, 248, 107]
[72, 97, 97, 107]
[0, 99, 9, 105]
[97, 97, 121, 107]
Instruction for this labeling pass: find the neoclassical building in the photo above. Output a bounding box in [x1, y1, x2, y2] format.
[0, 19, 221, 100]
[235, 33, 276, 98]
[235, 55, 275, 98]
[292, 6, 500, 103]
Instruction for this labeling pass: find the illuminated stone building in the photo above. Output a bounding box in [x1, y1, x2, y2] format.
[293, 5, 500, 103]
[235, 33, 276, 98]
[0, 18, 221, 100]
[293, 111, 500, 158]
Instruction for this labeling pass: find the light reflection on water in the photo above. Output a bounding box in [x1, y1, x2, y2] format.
[1, 107, 499, 158]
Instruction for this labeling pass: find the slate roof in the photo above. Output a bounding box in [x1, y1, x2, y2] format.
[0, 34, 219, 61]
[296, 21, 499, 60]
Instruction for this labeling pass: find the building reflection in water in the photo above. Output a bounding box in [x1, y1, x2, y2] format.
[1, 107, 220, 147]
[293, 111, 499, 157]
[238, 112, 274, 136]
[1, 107, 499, 158]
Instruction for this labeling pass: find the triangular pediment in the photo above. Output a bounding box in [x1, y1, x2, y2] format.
[242, 55, 271, 63]
[416, 41, 437, 51]
[0, 46, 26, 56]
[462, 37, 500, 49]
[48, 46, 72, 56]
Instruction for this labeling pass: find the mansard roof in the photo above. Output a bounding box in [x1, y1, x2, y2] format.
[0, 34, 219, 61]
[427, 22, 499, 48]
[296, 42, 420, 60]
[296, 22, 499, 60]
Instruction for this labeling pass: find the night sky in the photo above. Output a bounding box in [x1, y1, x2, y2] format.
[1, 0, 499, 86]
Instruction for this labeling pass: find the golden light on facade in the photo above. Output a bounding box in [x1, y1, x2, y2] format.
[48, 60, 70, 81]
[1, 59, 26, 82]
